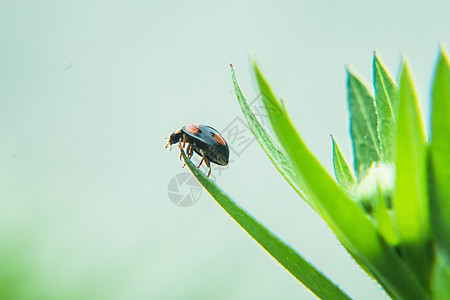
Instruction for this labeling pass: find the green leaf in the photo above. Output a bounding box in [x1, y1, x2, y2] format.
[373, 53, 400, 162]
[180, 150, 352, 300]
[431, 254, 450, 299]
[230, 65, 315, 211]
[331, 135, 356, 194]
[347, 68, 382, 179]
[252, 60, 429, 300]
[429, 48, 450, 261]
[394, 59, 432, 288]
[374, 177, 399, 246]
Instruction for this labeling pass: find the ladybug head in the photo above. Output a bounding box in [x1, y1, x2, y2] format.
[165, 129, 183, 149]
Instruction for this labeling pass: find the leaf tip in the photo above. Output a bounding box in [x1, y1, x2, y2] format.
[230, 63, 235, 75]
[345, 65, 355, 81]
[373, 51, 382, 65]
[399, 55, 412, 80]
[251, 56, 263, 78]
[250, 53, 258, 66]
[400, 53, 409, 67]
[230, 64, 237, 82]
[438, 44, 450, 64]
[344, 64, 351, 72]
[346, 66, 370, 90]
[345, 65, 359, 79]
[373, 50, 379, 60]
[330, 135, 337, 148]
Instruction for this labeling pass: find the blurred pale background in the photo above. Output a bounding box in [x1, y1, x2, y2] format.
[1, 1, 450, 299]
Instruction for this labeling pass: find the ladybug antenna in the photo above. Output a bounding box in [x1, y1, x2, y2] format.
[164, 138, 173, 150]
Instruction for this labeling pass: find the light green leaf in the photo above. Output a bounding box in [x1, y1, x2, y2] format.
[180, 150, 352, 300]
[373, 53, 400, 162]
[230, 65, 312, 210]
[347, 68, 382, 179]
[252, 60, 428, 300]
[394, 59, 432, 288]
[331, 135, 356, 194]
[429, 48, 450, 262]
[374, 178, 399, 246]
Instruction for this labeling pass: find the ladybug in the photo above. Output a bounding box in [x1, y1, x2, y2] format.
[165, 124, 229, 177]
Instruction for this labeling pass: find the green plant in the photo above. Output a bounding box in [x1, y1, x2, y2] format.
[181, 47, 450, 299]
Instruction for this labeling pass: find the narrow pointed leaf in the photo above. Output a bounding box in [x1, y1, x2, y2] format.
[347, 69, 382, 178]
[331, 135, 356, 194]
[181, 151, 351, 300]
[252, 61, 428, 300]
[394, 60, 431, 287]
[230, 65, 312, 210]
[373, 53, 400, 162]
[429, 48, 450, 261]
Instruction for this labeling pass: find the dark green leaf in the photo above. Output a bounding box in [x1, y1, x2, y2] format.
[181, 150, 351, 300]
[347, 68, 382, 178]
[331, 135, 356, 194]
[373, 53, 400, 162]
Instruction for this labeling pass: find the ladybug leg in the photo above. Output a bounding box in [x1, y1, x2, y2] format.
[184, 144, 194, 167]
[180, 143, 193, 168]
[178, 143, 183, 160]
[182, 133, 188, 149]
[204, 157, 211, 177]
[185, 140, 191, 159]
[164, 140, 171, 149]
[186, 144, 190, 159]
[178, 136, 185, 159]
[181, 136, 185, 148]
[197, 155, 205, 169]
[188, 144, 194, 159]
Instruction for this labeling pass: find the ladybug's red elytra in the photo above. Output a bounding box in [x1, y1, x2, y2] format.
[165, 124, 230, 177]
